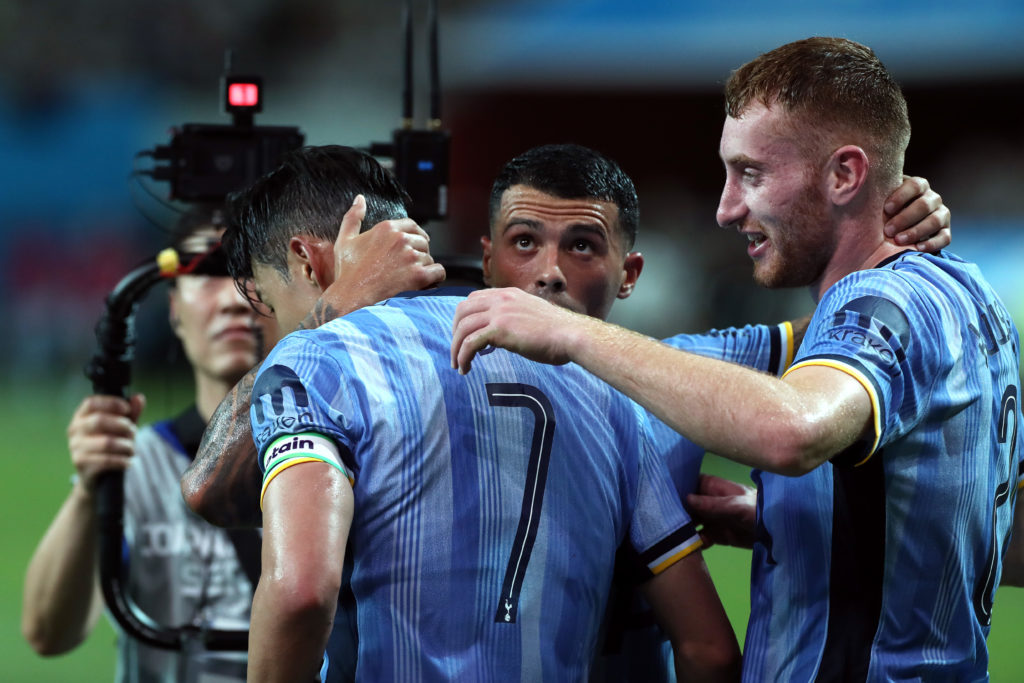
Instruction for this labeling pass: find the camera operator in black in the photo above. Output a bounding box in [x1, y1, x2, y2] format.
[22, 206, 275, 682]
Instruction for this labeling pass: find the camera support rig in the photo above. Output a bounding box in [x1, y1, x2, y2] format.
[86, 52, 304, 652]
[85, 249, 250, 652]
[92, 0, 479, 653]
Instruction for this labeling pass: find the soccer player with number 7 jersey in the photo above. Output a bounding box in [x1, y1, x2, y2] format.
[184, 133, 954, 682]
[250, 291, 735, 681]
[227, 145, 741, 682]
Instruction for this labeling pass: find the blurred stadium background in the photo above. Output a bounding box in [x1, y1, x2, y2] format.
[2, 1, 1022, 680]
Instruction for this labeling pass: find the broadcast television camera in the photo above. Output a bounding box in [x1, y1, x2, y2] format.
[142, 46, 450, 224]
[146, 71, 305, 202]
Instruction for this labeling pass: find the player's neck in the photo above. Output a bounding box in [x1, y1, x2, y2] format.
[809, 214, 899, 303]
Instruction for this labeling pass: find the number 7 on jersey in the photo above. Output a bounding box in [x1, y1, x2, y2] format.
[487, 383, 555, 624]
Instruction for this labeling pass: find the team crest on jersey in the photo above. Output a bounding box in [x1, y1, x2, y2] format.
[254, 365, 309, 421]
[254, 364, 316, 440]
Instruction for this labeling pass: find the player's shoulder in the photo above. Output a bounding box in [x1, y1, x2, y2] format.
[828, 251, 950, 310]
[844, 250, 999, 316]
[323, 289, 467, 332]
[867, 249, 980, 290]
[378, 290, 466, 319]
[844, 250, 925, 286]
[265, 326, 328, 359]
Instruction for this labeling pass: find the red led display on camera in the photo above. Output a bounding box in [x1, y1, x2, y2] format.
[228, 82, 260, 108]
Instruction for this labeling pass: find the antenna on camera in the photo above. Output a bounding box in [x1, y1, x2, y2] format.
[428, 0, 441, 129]
[402, 2, 414, 129]
[370, 0, 450, 225]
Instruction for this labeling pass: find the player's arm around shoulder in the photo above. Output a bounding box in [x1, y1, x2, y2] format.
[248, 456, 353, 683]
[640, 550, 741, 682]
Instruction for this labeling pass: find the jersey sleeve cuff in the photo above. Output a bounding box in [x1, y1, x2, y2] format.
[638, 523, 703, 578]
[777, 320, 796, 375]
[783, 357, 883, 466]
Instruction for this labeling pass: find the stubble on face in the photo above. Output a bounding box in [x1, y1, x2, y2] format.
[730, 107, 836, 291]
[751, 176, 834, 290]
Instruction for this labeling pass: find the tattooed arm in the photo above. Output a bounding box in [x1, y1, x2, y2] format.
[183, 366, 264, 527]
[181, 303, 341, 526]
[182, 199, 444, 527]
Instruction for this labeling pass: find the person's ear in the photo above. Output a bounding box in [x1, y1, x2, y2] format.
[827, 145, 869, 207]
[617, 251, 644, 300]
[287, 235, 334, 291]
[480, 235, 493, 286]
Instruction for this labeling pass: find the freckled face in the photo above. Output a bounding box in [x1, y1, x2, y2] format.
[483, 185, 632, 320]
[716, 103, 834, 290]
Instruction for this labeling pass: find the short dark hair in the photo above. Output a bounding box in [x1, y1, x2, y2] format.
[224, 145, 411, 282]
[725, 37, 910, 187]
[489, 144, 639, 250]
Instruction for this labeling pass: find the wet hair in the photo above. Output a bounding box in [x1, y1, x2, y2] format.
[489, 143, 639, 250]
[223, 144, 411, 282]
[724, 37, 910, 187]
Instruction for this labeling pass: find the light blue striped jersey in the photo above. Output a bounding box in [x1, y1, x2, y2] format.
[657, 322, 797, 497]
[742, 251, 1023, 682]
[594, 322, 796, 683]
[250, 293, 700, 682]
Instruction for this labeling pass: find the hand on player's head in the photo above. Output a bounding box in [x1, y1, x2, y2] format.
[320, 195, 446, 317]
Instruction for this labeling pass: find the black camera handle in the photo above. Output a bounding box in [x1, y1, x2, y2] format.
[84, 253, 247, 652]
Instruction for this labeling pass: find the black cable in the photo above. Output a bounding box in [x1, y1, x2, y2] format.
[402, 0, 414, 126]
